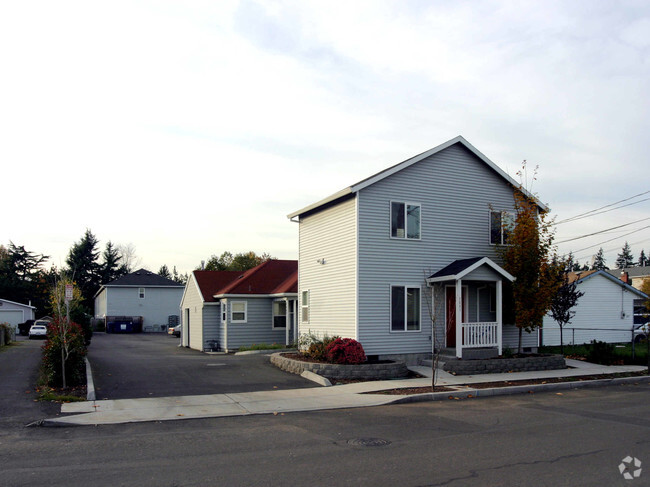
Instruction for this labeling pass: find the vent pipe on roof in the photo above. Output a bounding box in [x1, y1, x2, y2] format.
[201, 260, 205, 270]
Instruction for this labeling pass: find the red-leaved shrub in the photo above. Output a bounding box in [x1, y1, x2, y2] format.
[325, 338, 366, 365]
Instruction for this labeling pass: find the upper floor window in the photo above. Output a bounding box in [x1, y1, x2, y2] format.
[490, 211, 514, 245]
[231, 301, 247, 323]
[138, 288, 145, 299]
[391, 202, 421, 239]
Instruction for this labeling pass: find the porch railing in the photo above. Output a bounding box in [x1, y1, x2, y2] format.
[462, 322, 498, 348]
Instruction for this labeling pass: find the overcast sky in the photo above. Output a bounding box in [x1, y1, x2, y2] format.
[2, 0, 649, 274]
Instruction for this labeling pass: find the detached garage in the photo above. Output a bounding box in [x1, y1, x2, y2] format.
[0, 299, 36, 334]
[541, 270, 648, 346]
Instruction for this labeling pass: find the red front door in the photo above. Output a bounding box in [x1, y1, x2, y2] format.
[446, 286, 466, 347]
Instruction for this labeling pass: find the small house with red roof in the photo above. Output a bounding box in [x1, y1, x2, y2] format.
[180, 260, 298, 352]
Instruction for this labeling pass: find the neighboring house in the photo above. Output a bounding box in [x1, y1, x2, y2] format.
[288, 135, 546, 363]
[180, 260, 298, 352]
[94, 269, 184, 332]
[541, 270, 648, 346]
[0, 298, 36, 333]
[606, 266, 650, 291]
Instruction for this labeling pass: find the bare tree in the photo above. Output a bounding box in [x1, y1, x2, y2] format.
[423, 273, 443, 391]
[116, 243, 142, 273]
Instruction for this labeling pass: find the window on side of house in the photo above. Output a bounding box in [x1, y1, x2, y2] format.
[301, 290, 309, 323]
[138, 288, 145, 299]
[231, 301, 247, 323]
[221, 301, 227, 323]
[490, 211, 514, 245]
[391, 202, 421, 239]
[273, 300, 287, 329]
[390, 286, 421, 332]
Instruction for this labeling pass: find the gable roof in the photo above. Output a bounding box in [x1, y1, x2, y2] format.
[569, 270, 648, 298]
[605, 266, 650, 279]
[0, 298, 37, 309]
[103, 269, 184, 288]
[188, 260, 298, 302]
[288, 135, 548, 219]
[427, 257, 515, 283]
[192, 271, 242, 302]
[213, 260, 298, 297]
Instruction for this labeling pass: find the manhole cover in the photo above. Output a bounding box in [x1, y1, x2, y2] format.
[347, 438, 391, 447]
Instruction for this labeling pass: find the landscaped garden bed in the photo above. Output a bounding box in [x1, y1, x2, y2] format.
[271, 352, 410, 380]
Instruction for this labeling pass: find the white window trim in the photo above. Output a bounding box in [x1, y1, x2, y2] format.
[389, 200, 422, 241]
[230, 301, 247, 323]
[272, 299, 287, 329]
[221, 301, 227, 323]
[138, 288, 145, 299]
[301, 290, 310, 324]
[489, 210, 515, 245]
[389, 284, 422, 333]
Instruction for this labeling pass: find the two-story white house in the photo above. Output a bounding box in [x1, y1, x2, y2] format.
[288, 136, 545, 363]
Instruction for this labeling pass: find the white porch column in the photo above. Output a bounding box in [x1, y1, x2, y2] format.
[284, 298, 290, 346]
[496, 280, 503, 355]
[456, 278, 462, 358]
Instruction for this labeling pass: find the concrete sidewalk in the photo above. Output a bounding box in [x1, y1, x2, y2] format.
[45, 360, 648, 426]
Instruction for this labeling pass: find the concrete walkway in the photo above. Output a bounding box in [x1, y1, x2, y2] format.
[45, 359, 648, 426]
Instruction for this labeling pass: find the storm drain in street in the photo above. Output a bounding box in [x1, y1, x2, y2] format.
[347, 438, 392, 447]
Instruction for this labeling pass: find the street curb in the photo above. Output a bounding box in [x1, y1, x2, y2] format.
[301, 370, 332, 387]
[85, 357, 96, 401]
[235, 348, 296, 356]
[386, 375, 650, 405]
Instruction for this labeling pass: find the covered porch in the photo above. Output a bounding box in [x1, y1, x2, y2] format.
[426, 257, 514, 359]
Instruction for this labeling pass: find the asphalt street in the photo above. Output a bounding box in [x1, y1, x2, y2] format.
[88, 332, 316, 399]
[1, 382, 648, 486]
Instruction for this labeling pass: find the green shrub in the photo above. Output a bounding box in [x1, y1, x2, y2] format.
[0, 323, 12, 344]
[586, 340, 616, 365]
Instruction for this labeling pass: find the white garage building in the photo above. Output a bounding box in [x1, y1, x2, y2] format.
[0, 298, 36, 333]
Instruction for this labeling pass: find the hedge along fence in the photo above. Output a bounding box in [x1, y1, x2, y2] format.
[271, 353, 409, 380]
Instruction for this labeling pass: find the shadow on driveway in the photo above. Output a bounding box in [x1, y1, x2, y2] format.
[89, 333, 316, 400]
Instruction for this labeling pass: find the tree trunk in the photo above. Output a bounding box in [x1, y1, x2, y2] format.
[518, 327, 523, 354]
[559, 326, 564, 356]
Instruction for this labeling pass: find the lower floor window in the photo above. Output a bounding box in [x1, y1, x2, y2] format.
[391, 286, 421, 331]
[231, 301, 247, 323]
[273, 301, 287, 328]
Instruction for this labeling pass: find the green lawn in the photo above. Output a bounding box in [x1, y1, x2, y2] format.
[540, 341, 649, 366]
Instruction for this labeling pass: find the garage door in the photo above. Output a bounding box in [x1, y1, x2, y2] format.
[0, 310, 24, 327]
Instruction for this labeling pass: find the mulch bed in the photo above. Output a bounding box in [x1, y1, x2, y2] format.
[365, 371, 648, 395]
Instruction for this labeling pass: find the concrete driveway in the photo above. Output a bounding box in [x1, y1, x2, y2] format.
[88, 332, 316, 400]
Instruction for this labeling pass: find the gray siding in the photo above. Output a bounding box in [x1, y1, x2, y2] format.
[105, 286, 183, 329]
[502, 325, 539, 351]
[298, 196, 357, 341]
[94, 289, 108, 318]
[224, 298, 287, 350]
[542, 275, 638, 346]
[357, 143, 516, 355]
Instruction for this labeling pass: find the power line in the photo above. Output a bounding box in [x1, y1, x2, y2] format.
[567, 225, 650, 256]
[555, 217, 650, 244]
[552, 189, 650, 226]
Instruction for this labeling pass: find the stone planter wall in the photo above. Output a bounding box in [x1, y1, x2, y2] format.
[443, 354, 566, 375]
[271, 353, 409, 380]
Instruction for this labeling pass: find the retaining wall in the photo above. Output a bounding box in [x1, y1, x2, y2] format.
[271, 353, 409, 379]
[443, 354, 566, 375]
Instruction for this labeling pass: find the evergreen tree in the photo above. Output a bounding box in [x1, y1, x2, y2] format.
[615, 241, 634, 269]
[158, 264, 172, 279]
[639, 250, 647, 267]
[592, 248, 608, 270]
[172, 266, 188, 285]
[66, 229, 101, 310]
[0, 242, 50, 313]
[99, 241, 126, 284]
